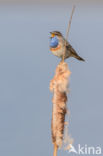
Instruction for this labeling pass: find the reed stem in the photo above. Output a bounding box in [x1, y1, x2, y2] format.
[62, 5, 76, 62]
[53, 143, 58, 156]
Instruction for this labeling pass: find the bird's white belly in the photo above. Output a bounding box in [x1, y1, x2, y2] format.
[50, 44, 64, 58]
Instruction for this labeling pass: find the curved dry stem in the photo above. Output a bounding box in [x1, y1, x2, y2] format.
[62, 5, 76, 62]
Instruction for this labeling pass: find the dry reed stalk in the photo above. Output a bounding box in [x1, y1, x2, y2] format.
[50, 62, 71, 155]
[53, 143, 58, 156]
[50, 5, 75, 156]
[63, 5, 76, 62]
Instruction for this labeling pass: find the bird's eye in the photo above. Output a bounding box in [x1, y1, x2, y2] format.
[51, 34, 55, 38]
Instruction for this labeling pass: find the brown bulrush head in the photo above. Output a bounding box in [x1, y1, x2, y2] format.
[50, 62, 71, 155]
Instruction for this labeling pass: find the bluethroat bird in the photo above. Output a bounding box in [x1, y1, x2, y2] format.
[49, 31, 85, 61]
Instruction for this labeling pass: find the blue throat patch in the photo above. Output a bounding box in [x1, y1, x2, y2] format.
[50, 36, 59, 48]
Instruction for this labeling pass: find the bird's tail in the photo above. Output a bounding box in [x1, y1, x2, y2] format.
[70, 47, 85, 61]
[73, 54, 85, 61]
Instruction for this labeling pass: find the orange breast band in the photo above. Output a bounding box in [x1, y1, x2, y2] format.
[50, 45, 61, 51]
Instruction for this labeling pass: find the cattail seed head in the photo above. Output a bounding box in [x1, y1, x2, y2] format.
[50, 62, 71, 148]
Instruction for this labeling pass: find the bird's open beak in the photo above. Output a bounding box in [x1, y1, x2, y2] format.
[50, 32, 55, 38]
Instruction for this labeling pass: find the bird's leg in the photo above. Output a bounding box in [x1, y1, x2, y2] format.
[60, 57, 65, 64]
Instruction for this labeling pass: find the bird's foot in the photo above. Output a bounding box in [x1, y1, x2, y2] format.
[59, 58, 65, 64]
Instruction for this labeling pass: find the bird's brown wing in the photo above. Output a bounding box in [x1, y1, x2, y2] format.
[66, 41, 85, 61]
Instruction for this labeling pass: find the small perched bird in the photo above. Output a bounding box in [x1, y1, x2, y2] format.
[49, 31, 85, 61]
